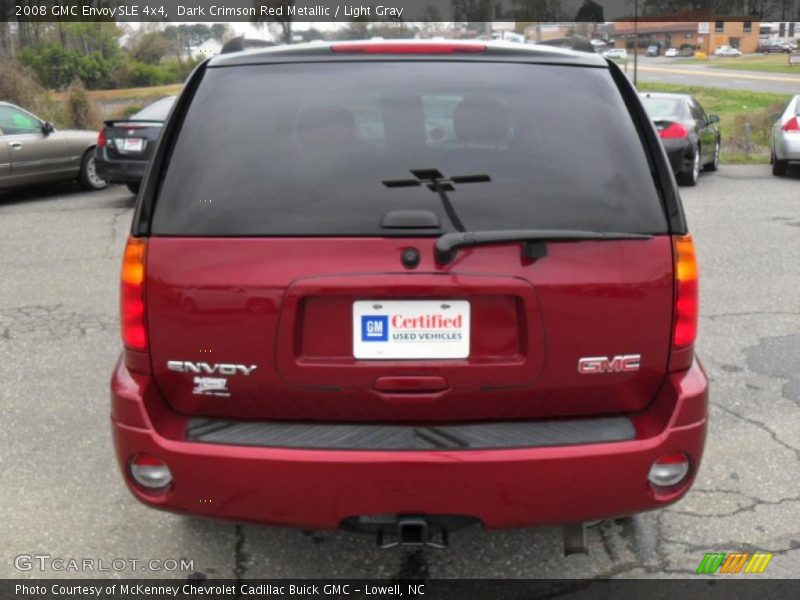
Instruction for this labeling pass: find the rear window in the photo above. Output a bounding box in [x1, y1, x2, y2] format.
[641, 97, 684, 119]
[133, 96, 175, 121]
[152, 62, 667, 236]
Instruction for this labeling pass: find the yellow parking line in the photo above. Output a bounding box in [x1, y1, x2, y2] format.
[638, 65, 800, 84]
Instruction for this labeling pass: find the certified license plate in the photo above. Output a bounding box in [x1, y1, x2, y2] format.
[121, 138, 144, 152]
[353, 300, 470, 360]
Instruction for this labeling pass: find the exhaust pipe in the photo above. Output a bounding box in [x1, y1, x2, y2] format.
[562, 523, 588, 556]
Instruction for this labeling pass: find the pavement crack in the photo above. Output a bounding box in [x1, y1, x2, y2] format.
[711, 401, 800, 460]
[233, 524, 248, 581]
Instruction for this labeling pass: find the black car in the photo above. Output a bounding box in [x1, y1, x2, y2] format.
[95, 96, 176, 194]
[640, 92, 721, 186]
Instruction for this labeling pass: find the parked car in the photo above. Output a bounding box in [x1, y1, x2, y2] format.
[770, 94, 800, 176]
[664, 47, 679, 57]
[95, 96, 176, 194]
[645, 45, 659, 57]
[602, 48, 628, 59]
[640, 92, 721, 186]
[714, 46, 742, 57]
[0, 101, 105, 192]
[760, 41, 791, 53]
[112, 40, 706, 551]
[678, 47, 696, 57]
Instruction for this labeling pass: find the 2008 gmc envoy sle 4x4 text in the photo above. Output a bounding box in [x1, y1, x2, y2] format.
[111, 40, 707, 552]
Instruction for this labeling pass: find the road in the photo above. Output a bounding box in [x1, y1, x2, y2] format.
[1, 167, 799, 579]
[627, 55, 800, 94]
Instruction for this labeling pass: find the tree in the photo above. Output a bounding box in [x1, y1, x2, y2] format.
[451, 0, 493, 22]
[575, 0, 604, 21]
[252, 0, 295, 43]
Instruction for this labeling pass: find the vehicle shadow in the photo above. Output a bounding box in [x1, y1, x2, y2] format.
[0, 182, 133, 207]
[181, 516, 614, 578]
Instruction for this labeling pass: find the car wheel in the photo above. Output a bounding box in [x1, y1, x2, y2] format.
[704, 137, 720, 171]
[772, 151, 788, 176]
[77, 149, 107, 191]
[677, 146, 700, 186]
[126, 182, 141, 194]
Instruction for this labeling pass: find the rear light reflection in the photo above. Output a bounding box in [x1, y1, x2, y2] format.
[129, 454, 172, 489]
[121, 237, 148, 350]
[648, 452, 690, 488]
[658, 122, 689, 139]
[672, 235, 698, 349]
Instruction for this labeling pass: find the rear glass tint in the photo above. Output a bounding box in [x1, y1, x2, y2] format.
[152, 62, 667, 236]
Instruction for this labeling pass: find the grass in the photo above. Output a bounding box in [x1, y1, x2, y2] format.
[675, 53, 800, 75]
[637, 82, 790, 163]
[51, 83, 182, 102]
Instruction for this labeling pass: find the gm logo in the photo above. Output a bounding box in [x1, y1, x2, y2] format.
[578, 354, 641, 374]
[361, 315, 388, 342]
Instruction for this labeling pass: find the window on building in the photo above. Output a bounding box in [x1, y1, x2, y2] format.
[790, 23, 796, 37]
[744, 21, 752, 33]
[685, 33, 693, 39]
[715, 21, 725, 33]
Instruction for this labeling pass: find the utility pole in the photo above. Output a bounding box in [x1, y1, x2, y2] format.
[633, 0, 639, 86]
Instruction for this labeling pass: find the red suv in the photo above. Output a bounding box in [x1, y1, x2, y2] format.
[112, 41, 707, 552]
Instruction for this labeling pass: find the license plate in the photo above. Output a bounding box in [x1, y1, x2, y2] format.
[353, 300, 470, 360]
[121, 138, 144, 152]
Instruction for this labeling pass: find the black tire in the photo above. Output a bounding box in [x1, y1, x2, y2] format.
[126, 182, 141, 194]
[77, 149, 107, 191]
[676, 145, 700, 186]
[772, 151, 788, 176]
[703, 137, 720, 172]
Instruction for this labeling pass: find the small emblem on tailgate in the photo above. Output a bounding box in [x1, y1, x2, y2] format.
[578, 355, 641, 374]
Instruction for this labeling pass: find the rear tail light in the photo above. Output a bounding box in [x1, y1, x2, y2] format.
[782, 116, 800, 132]
[659, 122, 689, 139]
[97, 127, 106, 149]
[648, 452, 690, 488]
[129, 454, 172, 489]
[331, 42, 486, 54]
[672, 235, 698, 349]
[121, 237, 147, 350]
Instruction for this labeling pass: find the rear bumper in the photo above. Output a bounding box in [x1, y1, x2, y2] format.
[94, 152, 147, 183]
[662, 141, 691, 174]
[111, 357, 708, 530]
[775, 135, 800, 161]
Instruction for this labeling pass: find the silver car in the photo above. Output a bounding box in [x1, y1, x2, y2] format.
[771, 94, 800, 176]
[0, 101, 106, 191]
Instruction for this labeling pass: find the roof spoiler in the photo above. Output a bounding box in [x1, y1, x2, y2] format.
[220, 37, 277, 54]
[536, 35, 596, 54]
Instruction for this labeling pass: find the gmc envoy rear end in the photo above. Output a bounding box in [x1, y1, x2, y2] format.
[111, 41, 707, 552]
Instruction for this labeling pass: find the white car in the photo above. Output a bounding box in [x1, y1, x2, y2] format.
[714, 46, 742, 57]
[602, 48, 628, 59]
[664, 48, 679, 57]
[771, 94, 800, 176]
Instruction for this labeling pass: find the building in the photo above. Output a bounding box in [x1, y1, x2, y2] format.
[610, 19, 761, 54]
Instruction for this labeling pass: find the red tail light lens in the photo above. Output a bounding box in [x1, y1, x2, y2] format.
[331, 42, 486, 54]
[659, 122, 689, 139]
[121, 237, 147, 350]
[672, 235, 698, 349]
[97, 127, 106, 149]
[783, 116, 800, 132]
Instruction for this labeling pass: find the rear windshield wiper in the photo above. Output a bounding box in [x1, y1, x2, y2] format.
[435, 230, 654, 265]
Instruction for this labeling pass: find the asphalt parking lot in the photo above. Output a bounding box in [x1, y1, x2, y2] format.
[1, 165, 798, 579]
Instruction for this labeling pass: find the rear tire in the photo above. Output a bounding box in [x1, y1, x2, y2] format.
[677, 146, 700, 186]
[772, 151, 788, 176]
[703, 137, 720, 172]
[126, 182, 141, 194]
[77, 149, 107, 191]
